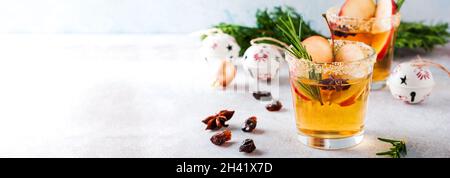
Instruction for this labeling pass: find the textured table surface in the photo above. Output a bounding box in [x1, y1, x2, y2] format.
[0, 34, 448, 158]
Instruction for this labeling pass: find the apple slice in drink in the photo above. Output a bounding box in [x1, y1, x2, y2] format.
[339, 91, 360, 107]
[329, 80, 367, 107]
[372, 28, 394, 61]
[372, 0, 396, 61]
[291, 81, 311, 101]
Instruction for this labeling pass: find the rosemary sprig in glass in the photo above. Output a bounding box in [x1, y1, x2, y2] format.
[276, 15, 323, 104]
[376, 137, 407, 158]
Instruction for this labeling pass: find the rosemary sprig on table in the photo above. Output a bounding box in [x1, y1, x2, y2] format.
[277, 16, 323, 104]
[376, 137, 407, 158]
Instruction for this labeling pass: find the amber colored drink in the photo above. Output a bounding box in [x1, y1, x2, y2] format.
[286, 40, 376, 149]
[292, 76, 371, 139]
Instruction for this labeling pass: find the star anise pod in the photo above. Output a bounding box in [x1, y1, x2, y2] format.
[217, 110, 234, 120]
[202, 110, 235, 130]
[319, 76, 350, 91]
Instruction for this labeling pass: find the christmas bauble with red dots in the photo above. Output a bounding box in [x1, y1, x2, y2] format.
[242, 44, 282, 80]
[200, 33, 240, 62]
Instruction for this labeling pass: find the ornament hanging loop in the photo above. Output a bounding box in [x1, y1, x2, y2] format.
[412, 55, 450, 77]
[250, 37, 290, 53]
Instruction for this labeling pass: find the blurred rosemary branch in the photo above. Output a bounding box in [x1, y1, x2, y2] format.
[213, 6, 320, 56]
[396, 22, 450, 51]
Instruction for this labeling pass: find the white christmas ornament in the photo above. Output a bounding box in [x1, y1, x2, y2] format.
[198, 30, 240, 88]
[200, 33, 240, 62]
[242, 44, 283, 80]
[387, 61, 435, 104]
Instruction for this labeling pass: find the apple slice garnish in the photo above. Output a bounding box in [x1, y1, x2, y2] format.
[372, 0, 395, 33]
[371, 0, 396, 61]
[375, 0, 394, 18]
[302, 36, 333, 63]
[392, 0, 398, 14]
[335, 43, 366, 62]
[339, 0, 376, 19]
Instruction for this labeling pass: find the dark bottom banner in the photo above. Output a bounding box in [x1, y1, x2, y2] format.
[0, 158, 447, 177]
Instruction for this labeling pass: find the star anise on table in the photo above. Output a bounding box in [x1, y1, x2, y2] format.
[202, 110, 235, 130]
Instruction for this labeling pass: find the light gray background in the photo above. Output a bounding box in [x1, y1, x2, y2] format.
[0, 0, 449, 34]
[0, 0, 449, 158]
